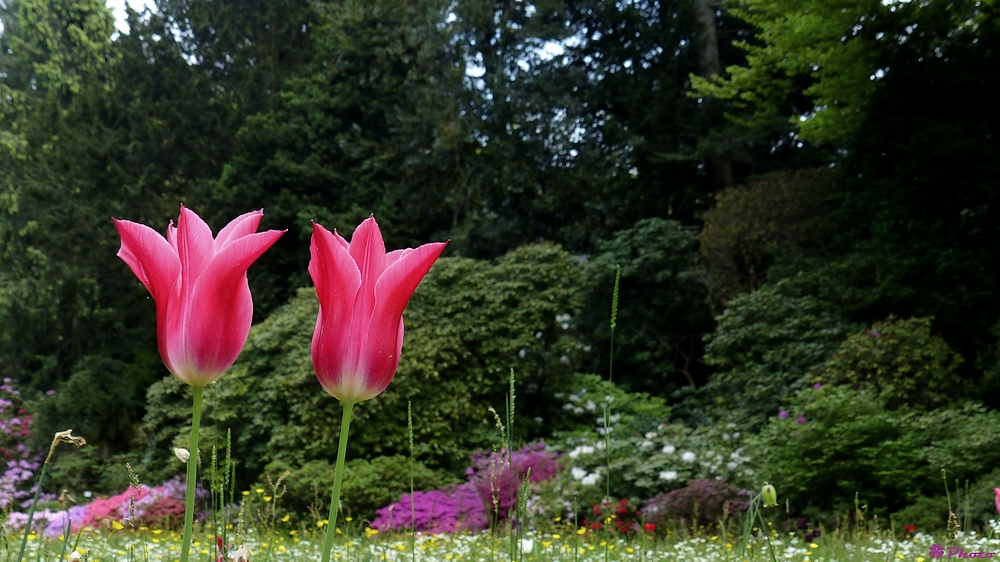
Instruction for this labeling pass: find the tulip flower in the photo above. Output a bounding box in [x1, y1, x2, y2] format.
[309, 216, 446, 562]
[114, 205, 283, 562]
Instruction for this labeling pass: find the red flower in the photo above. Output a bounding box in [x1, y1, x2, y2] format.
[309, 217, 446, 403]
[114, 206, 283, 387]
[644, 523, 656, 532]
[904, 524, 916, 533]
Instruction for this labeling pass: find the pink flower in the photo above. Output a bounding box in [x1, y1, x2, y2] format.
[994, 487, 1000, 515]
[114, 206, 284, 387]
[309, 217, 446, 403]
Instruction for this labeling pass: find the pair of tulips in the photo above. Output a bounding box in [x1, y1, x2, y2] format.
[114, 206, 446, 562]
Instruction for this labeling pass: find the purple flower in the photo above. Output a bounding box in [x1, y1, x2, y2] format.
[813, 383, 822, 389]
[796, 414, 807, 425]
[778, 410, 789, 419]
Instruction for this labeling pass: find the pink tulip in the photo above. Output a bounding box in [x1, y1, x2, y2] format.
[114, 205, 284, 387]
[309, 217, 446, 403]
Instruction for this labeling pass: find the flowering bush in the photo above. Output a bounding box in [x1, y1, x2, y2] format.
[5, 477, 192, 537]
[372, 442, 560, 533]
[371, 482, 487, 533]
[0, 378, 45, 511]
[583, 498, 641, 534]
[467, 442, 560, 522]
[551, 389, 752, 508]
[642, 479, 749, 527]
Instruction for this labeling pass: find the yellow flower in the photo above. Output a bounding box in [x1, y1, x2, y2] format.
[111, 521, 124, 530]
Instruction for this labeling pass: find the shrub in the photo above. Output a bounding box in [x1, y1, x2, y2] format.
[642, 479, 749, 527]
[262, 455, 453, 521]
[371, 482, 487, 533]
[819, 316, 964, 409]
[751, 386, 1000, 515]
[890, 496, 949, 533]
[699, 282, 856, 429]
[578, 218, 712, 395]
[552, 419, 753, 510]
[698, 168, 835, 305]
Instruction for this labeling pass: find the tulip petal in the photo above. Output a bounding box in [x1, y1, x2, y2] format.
[176, 205, 217, 300]
[346, 217, 387, 364]
[215, 209, 263, 252]
[113, 219, 180, 306]
[362, 241, 447, 393]
[309, 223, 362, 397]
[173, 229, 285, 385]
[332, 229, 350, 251]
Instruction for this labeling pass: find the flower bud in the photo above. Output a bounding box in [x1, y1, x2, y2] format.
[174, 447, 191, 463]
[762, 483, 778, 508]
[232, 546, 250, 562]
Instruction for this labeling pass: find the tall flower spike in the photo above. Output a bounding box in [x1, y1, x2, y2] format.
[114, 206, 284, 387]
[309, 216, 447, 404]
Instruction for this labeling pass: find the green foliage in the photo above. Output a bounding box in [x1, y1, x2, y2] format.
[142, 244, 584, 482]
[43, 447, 141, 497]
[262, 456, 455, 521]
[29, 356, 144, 454]
[578, 218, 712, 395]
[699, 283, 856, 428]
[890, 496, 949, 533]
[693, 0, 992, 143]
[698, 168, 834, 306]
[752, 386, 1000, 516]
[820, 317, 964, 410]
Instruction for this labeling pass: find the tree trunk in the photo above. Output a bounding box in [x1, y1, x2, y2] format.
[693, 0, 733, 191]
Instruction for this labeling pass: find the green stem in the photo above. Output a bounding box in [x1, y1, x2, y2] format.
[16, 461, 48, 562]
[180, 385, 204, 562]
[321, 402, 355, 562]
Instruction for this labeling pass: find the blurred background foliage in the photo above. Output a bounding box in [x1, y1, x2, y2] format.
[3, 0, 999, 524]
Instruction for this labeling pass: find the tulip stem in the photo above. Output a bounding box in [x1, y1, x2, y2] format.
[180, 385, 203, 562]
[321, 402, 354, 562]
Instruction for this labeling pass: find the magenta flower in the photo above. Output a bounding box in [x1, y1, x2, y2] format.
[994, 487, 1000, 515]
[114, 206, 284, 387]
[778, 410, 789, 419]
[796, 414, 807, 425]
[309, 217, 447, 404]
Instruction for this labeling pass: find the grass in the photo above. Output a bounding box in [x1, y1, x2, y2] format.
[4, 520, 998, 561]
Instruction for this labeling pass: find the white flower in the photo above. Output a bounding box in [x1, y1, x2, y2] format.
[585, 400, 597, 412]
[581, 445, 595, 455]
[69, 552, 82, 562]
[520, 539, 534, 553]
[645, 431, 657, 439]
[640, 440, 653, 448]
[727, 461, 738, 470]
[173, 447, 191, 463]
[581, 473, 600, 486]
[662, 444, 676, 454]
[682, 451, 696, 463]
[659, 470, 678, 481]
[569, 394, 580, 402]
[571, 467, 587, 481]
